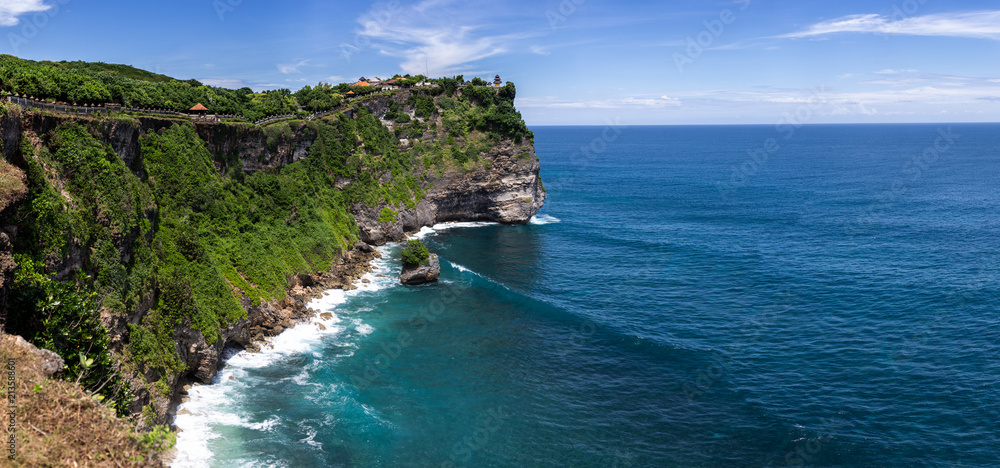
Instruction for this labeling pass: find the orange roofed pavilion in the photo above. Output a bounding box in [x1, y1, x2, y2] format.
[189, 103, 209, 112]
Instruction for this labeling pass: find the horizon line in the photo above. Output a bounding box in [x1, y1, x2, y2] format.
[527, 121, 1000, 127]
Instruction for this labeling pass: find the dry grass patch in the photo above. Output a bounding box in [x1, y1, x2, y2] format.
[0, 159, 27, 212]
[0, 334, 172, 467]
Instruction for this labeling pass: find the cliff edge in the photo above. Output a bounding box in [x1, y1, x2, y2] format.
[0, 81, 544, 434]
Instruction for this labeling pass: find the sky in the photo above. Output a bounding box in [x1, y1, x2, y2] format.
[0, 0, 998, 125]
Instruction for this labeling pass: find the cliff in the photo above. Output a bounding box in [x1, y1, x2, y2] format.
[0, 84, 544, 437]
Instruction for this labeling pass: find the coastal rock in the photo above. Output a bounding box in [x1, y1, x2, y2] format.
[353, 134, 544, 244]
[399, 254, 440, 285]
[354, 201, 435, 245]
[175, 328, 219, 384]
[3, 334, 64, 378]
[424, 138, 545, 225]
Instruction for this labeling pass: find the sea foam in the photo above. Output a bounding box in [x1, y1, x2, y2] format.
[530, 214, 561, 225]
[171, 245, 395, 468]
[412, 221, 498, 240]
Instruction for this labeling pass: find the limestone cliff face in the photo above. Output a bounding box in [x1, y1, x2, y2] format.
[425, 138, 545, 223]
[352, 138, 545, 245]
[351, 94, 545, 245]
[194, 122, 317, 174]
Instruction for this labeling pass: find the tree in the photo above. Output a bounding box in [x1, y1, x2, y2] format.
[401, 239, 429, 266]
[498, 81, 516, 102]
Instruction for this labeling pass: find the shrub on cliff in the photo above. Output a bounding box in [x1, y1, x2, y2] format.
[401, 239, 430, 266]
[9, 256, 133, 416]
[379, 207, 398, 223]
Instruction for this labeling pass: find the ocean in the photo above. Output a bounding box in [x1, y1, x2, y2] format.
[172, 124, 1000, 467]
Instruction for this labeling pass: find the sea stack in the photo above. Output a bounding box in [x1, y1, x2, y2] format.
[399, 253, 440, 285]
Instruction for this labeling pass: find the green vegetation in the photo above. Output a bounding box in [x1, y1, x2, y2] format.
[9, 256, 133, 416]
[378, 207, 398, 223]
[134, 122, 363, 356]
[407, 94, 437, 119]
[16, 123, 156, 312]
[8, 99, 428, 399]
[401, 239, 430, 266]
[419, 80, 533, 145]
[0, 54, 532, 142]
[0, 55, 314, 120]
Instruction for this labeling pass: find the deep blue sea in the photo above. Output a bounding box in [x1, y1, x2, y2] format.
[173, 124, 1000, 467]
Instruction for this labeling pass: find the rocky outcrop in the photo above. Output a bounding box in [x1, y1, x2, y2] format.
[424, 138, 545, 224]
[353, 135, 545, 244]
[193, 121, 317, 175]
[2, 334, 64, 378]
[353, 200, 436, 245]
[399, 254, 440, 285]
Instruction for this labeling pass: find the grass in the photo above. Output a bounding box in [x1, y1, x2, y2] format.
[0, 159, 27, 212]
[0, 333, 173, 467]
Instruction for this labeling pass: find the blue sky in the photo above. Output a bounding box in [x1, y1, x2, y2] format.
[1, 0, 998, 125]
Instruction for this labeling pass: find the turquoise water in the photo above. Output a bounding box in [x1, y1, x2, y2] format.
[173, 124, 1000, 467]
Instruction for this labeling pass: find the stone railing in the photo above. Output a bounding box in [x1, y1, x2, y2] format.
[8, 95, 190, 118]
[7, 94, 363, 127]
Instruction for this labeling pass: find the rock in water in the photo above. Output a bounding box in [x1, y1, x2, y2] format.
[399, 254, 440, 285]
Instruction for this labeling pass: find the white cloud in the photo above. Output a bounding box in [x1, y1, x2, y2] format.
[519, 95, 681, 109]
[861, 71, 988, 88]
[874, 69, 918, 75]
[530, 45, 550, 56]
[521, 75, 1000, 121]
[198, 78, 251, 89]
[0, 0, 50, 27]
[277, 59, 309, 74]
[353, 0, 536, 76]
[782, 11, 1000, 40]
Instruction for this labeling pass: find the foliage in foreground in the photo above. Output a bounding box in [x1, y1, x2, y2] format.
[9, 257, 133, 416]
[0, 334, 173, 466]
